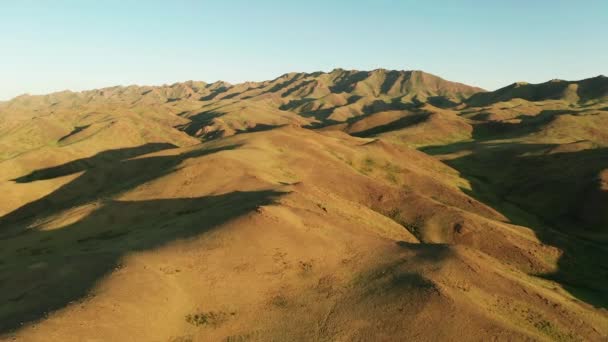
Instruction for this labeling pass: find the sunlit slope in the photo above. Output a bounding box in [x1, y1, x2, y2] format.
[1, 126, 605, 341]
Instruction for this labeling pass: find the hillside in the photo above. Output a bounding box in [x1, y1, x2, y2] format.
[1, 70, 607, 341]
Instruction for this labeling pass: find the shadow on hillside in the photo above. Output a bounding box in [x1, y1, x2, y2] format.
[281, 80, 316, 97]
[0, 143, 284, 334]
[235, 123, 287, 135]
[57, 125, 91, 143]
[176, 110, 226, 137]
[263, 74, 303, 94]
[351, 113, 429, 138]
[300, 100, 425, 131]
[352, 242, 453, 299]
[380, 70, 401, 95]
[395, 241, 453, 262]
[427, 96, 460, 109]
[12, 143, 176, 184]
[199, 86, 230, 101]
[329, 71, 369, 93]
[282, 95, 422, 129]
[471, 109, 600, 140]
[2, 143, 240, 232]
[420, 142, 608, 308]
[279, 98, 339, 123]
[178, 110, 286, 140]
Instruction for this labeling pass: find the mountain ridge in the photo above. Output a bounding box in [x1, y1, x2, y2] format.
[5, 72, 608, 115]
[1, 69, 484, 105]
[467, 75, 608, 106]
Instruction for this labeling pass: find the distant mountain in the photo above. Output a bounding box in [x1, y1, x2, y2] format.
[466, 75, 608, 106]
[1, 69, 483, 111]
[0, 69, 484, 144]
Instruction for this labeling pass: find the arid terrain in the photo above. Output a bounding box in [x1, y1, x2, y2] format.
[1, 69, 607, 341]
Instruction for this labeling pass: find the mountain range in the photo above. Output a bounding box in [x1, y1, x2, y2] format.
[1, 69, 607, 341]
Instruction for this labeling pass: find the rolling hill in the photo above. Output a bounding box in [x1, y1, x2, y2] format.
[0, 70, 607, 341]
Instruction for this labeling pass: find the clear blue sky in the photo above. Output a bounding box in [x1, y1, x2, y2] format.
[1, 0, 607, 100]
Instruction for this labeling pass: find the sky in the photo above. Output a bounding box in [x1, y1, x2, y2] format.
[1, 0, 607, 100]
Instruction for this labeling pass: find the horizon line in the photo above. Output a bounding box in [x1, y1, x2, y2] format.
[2, 68, 606, 102]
